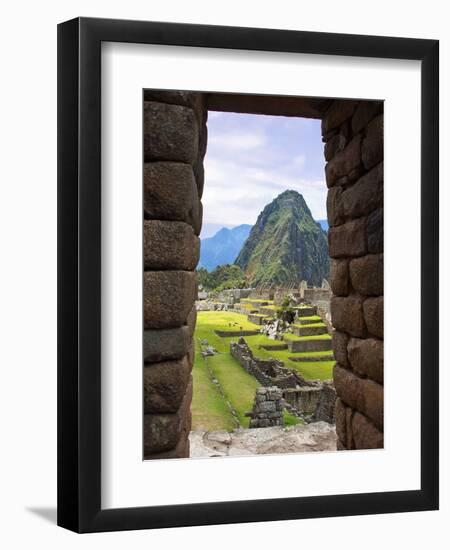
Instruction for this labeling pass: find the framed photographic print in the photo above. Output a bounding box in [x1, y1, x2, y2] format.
[57, 17, 439, 532]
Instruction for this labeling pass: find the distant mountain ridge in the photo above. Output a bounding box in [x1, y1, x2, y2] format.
[235, 190, 329, 286]
[199, 224, 252, 271]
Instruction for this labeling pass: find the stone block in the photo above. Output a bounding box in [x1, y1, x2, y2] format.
[144, 271, 197, 329]
[146, 433, 190, 460]
[144, 220, 200, 271]
[331, 296, 366, 337]
[326, 186, 344, 227]
[351, 411, 384, 449]
[144, 162, 202, 235]
[328, 218, 367, 258]
[363, 296, 384, 338]
[322, 100, 358, 135]
[349, 254, 383, 297]
[330, 259, 349, 296]
[333, 365, 383, 431]
[367, 208, 383, 254]
[144, 356, 192, 413]
[143, 380, 192, 455]
[352, 101, 383, 134]
[335, 398, 347, 445]
[144, 325, 191, 363]
[341, 162, 383, 218]
[362, 114, 383, 170]
[332, 330, 350, 367]
[186, 306, 197, 338]
[347, 337, 384, 384]
[325, 135, 362, 188]
[324, 133, 347, 161]
[258, 401, 277, 413]
[144, 101, 199, 163]
[143, 90, 203, 111]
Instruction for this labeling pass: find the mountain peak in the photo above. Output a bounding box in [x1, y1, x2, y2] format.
[235, 192, 329, 286]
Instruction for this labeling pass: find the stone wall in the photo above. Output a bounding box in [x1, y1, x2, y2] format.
[143, 91, 207, 459]
[324, 99, 384, 450]
[248, 387, 284, 428]
[230, 337, 314, 389]
[230, 338, 335, 421]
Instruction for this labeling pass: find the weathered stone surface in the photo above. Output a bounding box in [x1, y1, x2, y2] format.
[324, 133, 347, 161]
[335, 398, 347, 446]
[367, 208, 383, 254]
[331, 296, 366, 337]
[363, 296, 384, 338]
[143, 90, 202, 111]
[144, 162, 202, 235]
[351, 411, 384, 449]
[144, 220, 200, 271]
[144, 356, 192, 413]
[144, 325, 191, 363]
[349, 254, 383, 296]
[322, 100, 358, 135]
[332, 330, 350, 367]
[146, 433, 190, 460]
[347, 337, 384, 384]
[189, 422, 337, 457]
[144, 101, 199, 162]
[143, 381, 192, 455]
[327, 186, 344, 227]
[330, 259, 349, 296]
[345, 404, 354, 449]
[362, 114, 383, 170]
[337, 438, 347, 450]
[186, 306, 197, 338]
[328, 218, 367, 258]
[341, 162, 383, 218]
[144, 271, 197, 329]
[325, 135, 362, 188]
[352, 101, 383, 134]
[333, 365, 383, 430]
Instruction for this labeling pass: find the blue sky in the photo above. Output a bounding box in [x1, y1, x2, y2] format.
[201, 111, 327, 238]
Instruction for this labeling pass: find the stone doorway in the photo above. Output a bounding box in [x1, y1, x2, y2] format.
[143, 90, 383, 458]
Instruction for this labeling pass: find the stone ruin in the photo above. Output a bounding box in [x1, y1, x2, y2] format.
[247, 387, 284, 428]
[230, 337, 336, 423]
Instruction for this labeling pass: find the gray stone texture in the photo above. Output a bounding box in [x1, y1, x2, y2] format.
[332, 330, 350, 367]
[330, 259, 349, 296]
[144, 270, 197, 329]
[341, 162, 383, 219]
[325, 135, 362, 188]
[347, 337, 384, 384]
[144, 356, 192, 413]
[333, 365, 383, 431]
[352, 101, 383, 134]
[363, 296, 384, 339]
[331, 296, 366, 337]
[367, 208, 383, 254]
[328, 218, 367, 258]
[144, 220, 200, 271]
[143, 381, 192, 455]
[144, 325, 191, 363]
[144, 162, 202, 235]
[322, 100, 358, 135]
[349, 254, 384, 296]
[362, 114, 384, 170]
[144, 101, 199, 163]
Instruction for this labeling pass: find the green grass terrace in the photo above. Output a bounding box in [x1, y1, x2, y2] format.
[191, 310, 334, 432]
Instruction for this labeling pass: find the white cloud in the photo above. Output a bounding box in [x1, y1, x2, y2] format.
[208, 131, 267, 151]
[201, 113, 327, 235]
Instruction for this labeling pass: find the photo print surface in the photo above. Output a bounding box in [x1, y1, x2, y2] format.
[143, 91, 384, 460]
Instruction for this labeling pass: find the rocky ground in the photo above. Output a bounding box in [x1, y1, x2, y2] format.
[189, 421, 337, 458]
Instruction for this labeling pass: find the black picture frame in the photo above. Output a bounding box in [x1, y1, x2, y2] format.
[57, 17, 439, 533]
